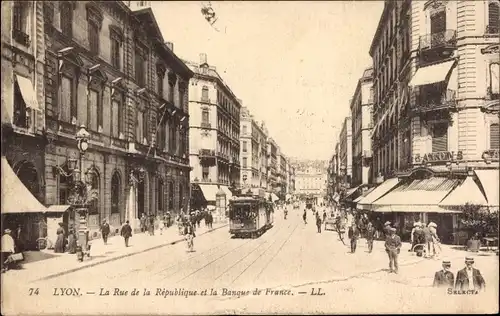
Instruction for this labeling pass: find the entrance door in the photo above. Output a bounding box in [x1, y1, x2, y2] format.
[137, 181, 145, 218]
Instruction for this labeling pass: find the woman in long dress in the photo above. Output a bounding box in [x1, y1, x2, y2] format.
[67, 229, 77, 254]
[54, 223, 66, 253]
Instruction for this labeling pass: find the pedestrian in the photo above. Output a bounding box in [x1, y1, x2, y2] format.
[322, 210, 327, 225]
[166, 212, 171, 228]
[385, 227, 401, 274]
[348, 224, 360, 253]
[208, 211, 213, 229]
[422, 223, 434, 258]
[383, 221, 392, 238]
[148, 214, 155, 236]
[158, 215, 165, 235]
[428, 222, 441, 257]
[140, 214, 146, 233]
[54, 222, 66, 253]
[316, 213, 322, 233]
[120, 221, 132, 247]
[100, 219, 110, 245]
[365, 222, 375, 253]
[409, 222, 420, 251]
[302, 209, 307, 224]
[184, 219, 195, 252]
[433, 260, 454, 288]
[67, 229, 77, 254]
[1, 229, 15, 273]
[455, 257, 486, 292]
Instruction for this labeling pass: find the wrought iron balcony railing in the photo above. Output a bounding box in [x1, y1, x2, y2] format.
[200, 121, 211, 129]
[12, 29, 30, 47]
[415, 88, 457, 113]
[199, 149, 216, 157]
[419, 30, 457, 51]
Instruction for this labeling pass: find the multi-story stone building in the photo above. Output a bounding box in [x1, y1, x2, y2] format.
[278, 154, 288, 198]
[239, 107, 268, 193]
[42, 1, 192, 235]
[294, 167, 327, 199]
[339, 116, 353, 187]
[187, 54, 240, 207]
[1, 1, 48, 248]
[266, 137, 279, 194]
[359, 0, 499, 242]
[350, 67, 374, 187]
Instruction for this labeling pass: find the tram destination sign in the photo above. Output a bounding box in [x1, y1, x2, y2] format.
[413, 151, 463, 164]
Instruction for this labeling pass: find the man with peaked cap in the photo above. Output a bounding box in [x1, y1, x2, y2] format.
[433, 260, 454, 288]
[455, 257, 486, 292]
[385, 227, 401, 273]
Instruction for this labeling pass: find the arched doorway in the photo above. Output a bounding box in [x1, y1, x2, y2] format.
[14, 161, 41, 201]
[111, 172, 121, 227]
[87, 168, 101, 233]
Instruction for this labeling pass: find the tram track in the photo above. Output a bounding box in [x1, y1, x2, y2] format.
[172, 223, 289, 283]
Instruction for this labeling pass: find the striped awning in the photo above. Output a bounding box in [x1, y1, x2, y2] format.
[371, 177, 460, 213]
[356, 178, 400, 210]
[439, 177, 488, 207]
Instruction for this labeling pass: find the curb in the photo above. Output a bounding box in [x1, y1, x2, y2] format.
[33, 224, 228, 283]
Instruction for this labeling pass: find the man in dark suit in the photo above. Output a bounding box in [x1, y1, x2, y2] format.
[348, 224, 360, 253]
[433, 260, 454, 288]
[455, 257, 486, 292]
[385, 227, 401, 273]
[120, 221, 132, 247]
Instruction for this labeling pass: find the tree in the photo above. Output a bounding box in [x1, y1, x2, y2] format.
[458, 203, 499, 238]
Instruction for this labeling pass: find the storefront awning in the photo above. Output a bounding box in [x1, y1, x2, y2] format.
[371, 177, 460, 213]
[221, 186, 233, 201]
[46, 205, 72, 213]
[15, 75, 40, 110]
[356, 178, 400, 210]
[198, 184, 220, 202]
[409, 60, 456, 87]
[1, 157, 47, 214]
[354, 187, 376, 203]
[439, 177, 488, 207]
[474, 169, 499, 207]
[343, 185, 362, 201]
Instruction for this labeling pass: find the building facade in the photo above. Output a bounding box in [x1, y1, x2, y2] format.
[339, 116, 353, 187]
[350, 67, 374, 186]
[294, 167, 327, 197]
[362, 0, 499, 242]
[239, 107, 268, 193]
[266, 138, 279, 194]
[42, 1, 192, 235]
[187, 53, 241, 206]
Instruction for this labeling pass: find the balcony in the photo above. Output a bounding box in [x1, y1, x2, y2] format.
[200, 121, 211, 129]
[12, 29, 30, 47]
[413, 84, 457, 114]
[419, 30, 456, 64]
[199, 149, 216, 157]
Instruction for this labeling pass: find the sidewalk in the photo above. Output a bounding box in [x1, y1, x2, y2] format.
[4, 222, 228, 284]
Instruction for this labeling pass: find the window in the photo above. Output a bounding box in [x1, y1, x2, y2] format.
[143, 110, 149, 144]
[242, 125, 247, 135]
[179, 184, 183, 210]
[43, 2, 54, 26]
[111, 99, 122, 138]
[202, 109, 209, 124]
[136, 109, 144, 143]
[158, 116, 166, 150]
[430, 10, 446, 35]
[89, 89, 99, 131]
[243, 141, 248, 152]
[243, 157, 247, 168]
[432, 123, 448, 152]
[13, 80, 27, 128]
[13, 2, 29, 46]
[490, 123, 500, 150]
[201, 86, 209, 102]
[111, 173, 120, 214]
[168, 73, 176, 103]
[168, 182, 174, 210]
[179, 82, 187, 108]
[202, 166, 209, 180]
[111, 36, 121, 69]
[489, 63, 499, 96]
[157, 67, 165, 98]
[60, 2, 73, 38]
[169, 123, 176, 153]
[488, 2, 499, 33]
[88, 21, 99, 55]
[60, 75, 73, 123]
[157, 179, 164, 213]
[135, 47, 146, 86]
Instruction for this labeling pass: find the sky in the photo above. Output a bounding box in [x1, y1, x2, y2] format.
[152, 1, 384, 160]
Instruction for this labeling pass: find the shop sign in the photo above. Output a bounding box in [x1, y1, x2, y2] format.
[482, 149, 499, 160]
[413, 151, 463, 164]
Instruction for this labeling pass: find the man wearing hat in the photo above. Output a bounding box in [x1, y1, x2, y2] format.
[433, 260, 454, 288]
[1, 229, 16, 272]
[455, 257, 486, 292]
[384, 227, 402, 273]
[422, 223, 434, 258]
[383, 221, 392, 238]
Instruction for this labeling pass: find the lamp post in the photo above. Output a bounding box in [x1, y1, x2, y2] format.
[74, 125, 90, 261]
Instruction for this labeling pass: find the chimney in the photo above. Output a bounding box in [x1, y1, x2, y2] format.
[165, 42, 174, 52]
[200, 53, 207, 65]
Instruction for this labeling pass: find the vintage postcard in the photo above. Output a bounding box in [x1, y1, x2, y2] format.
[1, 0, 499, 315]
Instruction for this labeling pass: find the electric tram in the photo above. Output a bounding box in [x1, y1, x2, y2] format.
[229, 191, 274, 238]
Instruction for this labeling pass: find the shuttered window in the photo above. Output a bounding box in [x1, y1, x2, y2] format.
[490, 123, 500, 150]
[431, 11, 446, 34]
[488, 3, 499, 33]
[432, 123, 448, 152]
